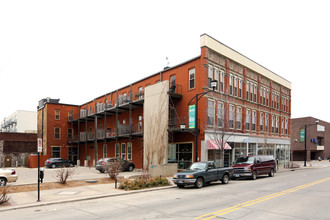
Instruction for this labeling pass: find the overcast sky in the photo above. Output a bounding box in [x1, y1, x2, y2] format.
[1, 0, 329, 123]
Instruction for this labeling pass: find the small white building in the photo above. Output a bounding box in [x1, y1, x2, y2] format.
[0, 110, 37, 133]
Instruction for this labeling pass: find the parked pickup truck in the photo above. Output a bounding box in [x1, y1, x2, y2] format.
[172, 161, 233, 188]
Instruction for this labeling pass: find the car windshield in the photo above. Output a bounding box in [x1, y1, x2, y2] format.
[235, 157, 255, 165]
[188, 162, 207, 170]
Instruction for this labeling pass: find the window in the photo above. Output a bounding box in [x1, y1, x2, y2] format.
[272, 93, 275, 108]
[220, 70, 224, 93]
[276, 116, 279, 134]
[115, 143, 120, 158]
[55, 110, 60, 120]
[208, 100, 215, 126]
[54, 127, 60, 139]
[103, 144, 107, 158]
[217, 102, 224, 127]
[52, 147, 60, 158]
[265, 113, 269, 132]
[68, 111, 73, 121]
[234, 77, 238, 96]
[272, 115, 275, 133]
[138, 116, 143, 132]
[138, 86, 143, 99]
[189, 68, 195, 89]
[246, 82, 249, 100]
[250, 83, 253, 101]
[260, 88, 263, 104]
[246, 109, 251, 130]
[254, 85, 257, 102]
[127, 142, 132, 161]
[208, 66, 213, 88]
[239, 79, 242, 98]
[252, 111, 256, 131]
[214, 68, 219, 91]
[229, 75, 233, 95]
[263, 89, 266, 105]
[281, 118, 284, 134]
[68, 128, 73, 140]
[121, 143, 126, 159]
[229, 105, 235, 129]
[260, 112, 264, 131]
[266, 90, 269, 106]
[236, 107, 242, 130]
[285, 118, 288, 134]
[170, 75, 176, 92]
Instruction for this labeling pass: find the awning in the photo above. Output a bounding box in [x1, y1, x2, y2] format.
[208, 139, 232, 150]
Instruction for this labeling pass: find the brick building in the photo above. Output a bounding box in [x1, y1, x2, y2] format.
[0, 132, 37, 167]
[38, 34, 291, 169]
[291, 117, 330, 161]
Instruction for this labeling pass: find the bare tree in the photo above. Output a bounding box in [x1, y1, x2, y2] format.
[106, 159, 122, 180]
[56, 167, 76, 184]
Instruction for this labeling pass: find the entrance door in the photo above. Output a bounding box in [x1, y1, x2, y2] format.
[224, 151, 231, 167]
[4, 156, 12, 167]
[69, 147, 78, 165]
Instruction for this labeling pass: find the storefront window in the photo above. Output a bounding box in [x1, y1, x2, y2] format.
[168, 143, 192, 169]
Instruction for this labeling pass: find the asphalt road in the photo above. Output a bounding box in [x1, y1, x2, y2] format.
[2, 167, 330, 219]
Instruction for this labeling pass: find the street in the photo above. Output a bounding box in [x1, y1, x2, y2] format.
[2, 167, 330, 219]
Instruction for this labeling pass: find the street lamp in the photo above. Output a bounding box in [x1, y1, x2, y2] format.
[301, 120, 319, 167]
[188, 80, 218, 162]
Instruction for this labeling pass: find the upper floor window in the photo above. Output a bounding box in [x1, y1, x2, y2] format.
[254, 85, 257, 102]
[246, 82, 249, 101]
[229, 75, 233, 95]
[276, 116, 279, 134]
[54, 127, 61, 139]
[208, 66, 213, 89]
[252, 111, 256, 131]
[220, 70, 224, 93]
[217, 102, 224, 127]
[229, 105, 235, 129]
[68, 111, 73, 121]
[250, 83, 253, 101]
[236, 107, 242, 130]
[170, 75, 176, 93]
[234, 77, 238, 96]
[138, 86, 143, 99]
[285, 118, 288, 135]
[239, 79, 242, 98]
[272, 115, 275, 133]
[189, 68, 195, 89]
[260, 88, 263, 104]
[214, 68, 219, 91]
[68, 128, 73, 139]
[55, 110, 60, 120]
[208, 100, 215, 126]
[265, 113, 269, 132]
[246, 109, 251, 130]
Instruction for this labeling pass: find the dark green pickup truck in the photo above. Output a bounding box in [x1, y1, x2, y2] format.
[172, 161, 233, 188]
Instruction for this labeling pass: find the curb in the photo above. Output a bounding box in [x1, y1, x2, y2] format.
[0, 185, 177, 212]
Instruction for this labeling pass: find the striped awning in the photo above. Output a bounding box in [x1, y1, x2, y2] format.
[208, 139, 232, 150]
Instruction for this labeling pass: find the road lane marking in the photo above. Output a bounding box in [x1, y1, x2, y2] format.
[195, 177, 330, 220]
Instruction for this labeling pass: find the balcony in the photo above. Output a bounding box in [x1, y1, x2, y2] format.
[168, 84, 183, 100]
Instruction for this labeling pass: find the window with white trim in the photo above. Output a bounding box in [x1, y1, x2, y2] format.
[189, 68, 195, 89]
[236, 107, 242, 130]
[234, 77, 238, 96]
[246, 109, 251, 130]
[254, 85, 257, 102]
[272, 115, 275, 133]
[250, 83, 253, 101]
[121, 143, 126, 159]
[229, 105, 235, 129]
[285, 118, 288, 135]
[239, 79, 242, 98]
[55, 110, 60, 120]
[208, 100, 215, 126]
[276, 116, 279, 134]
[217, 102, 224, 127]
[220, 70, 224, 93]
[252, 111, 256, 131]
[214, 68, 219, 91]
[260, 112, 264, 131]
[115, 143, 120, 158]
[229, 74, 233, 95]
[246, 81, 249, 100]
[127, 142, 132, 161]
[54, 127, 60, 139]
[265, 113, 269, 132]
[208, 66, 213, 88]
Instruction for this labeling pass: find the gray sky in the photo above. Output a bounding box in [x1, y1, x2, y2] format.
[1, 0, 329, 122]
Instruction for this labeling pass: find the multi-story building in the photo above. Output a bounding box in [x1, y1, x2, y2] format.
[1, 110, 37, 133]
[38, 34, 291, 169]
[291, 117, 330, 161]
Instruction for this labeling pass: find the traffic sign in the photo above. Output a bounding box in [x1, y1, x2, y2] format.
[37, 138, 42, 153]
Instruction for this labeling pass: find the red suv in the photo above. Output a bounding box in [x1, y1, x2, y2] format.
[232, 155, 276, 180]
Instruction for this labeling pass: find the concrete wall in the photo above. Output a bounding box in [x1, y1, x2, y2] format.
[143, 81, 169, 168]
[149, 163, 177, 177]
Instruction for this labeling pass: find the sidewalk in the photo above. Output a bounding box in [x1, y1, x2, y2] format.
[1, 161, 330, 212]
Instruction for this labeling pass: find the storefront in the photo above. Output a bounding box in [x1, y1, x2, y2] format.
[168, 142, 193, 169]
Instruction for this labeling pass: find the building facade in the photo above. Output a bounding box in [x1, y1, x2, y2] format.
[38, 34, 291, 169]
[291, 117, 330, 161]
[1, 110, 37, 133]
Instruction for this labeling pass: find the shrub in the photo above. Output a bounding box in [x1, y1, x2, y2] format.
[106, 160, 122, 180]
[0, 188, 9, 206]
[56, 167, 76, 184]
[119, 176, 170, 190]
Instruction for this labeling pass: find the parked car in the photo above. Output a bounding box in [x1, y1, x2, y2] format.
[95, 158, 135, 173]
[172, 161, 233, 188]
[0, 168, 18, 187]
[45, 158, 75, 168]
[232, 155, 276, 180]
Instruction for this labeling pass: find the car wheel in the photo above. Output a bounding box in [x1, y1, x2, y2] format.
[0, 178, 7, 187]
[51, 164, 56, 168]
[269, 169, 275, 177]
[194, 177, 204, 188]
[69, 163, 74, 167]
[177, 184, 185, 188]
[221, 174, 229, 184]
[99, 169, 105, 173]
[251, 171, 257, 180]
[128, 165, 134, 172]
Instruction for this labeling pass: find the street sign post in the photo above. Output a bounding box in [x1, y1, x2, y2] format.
[37, 138, 42, 202]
